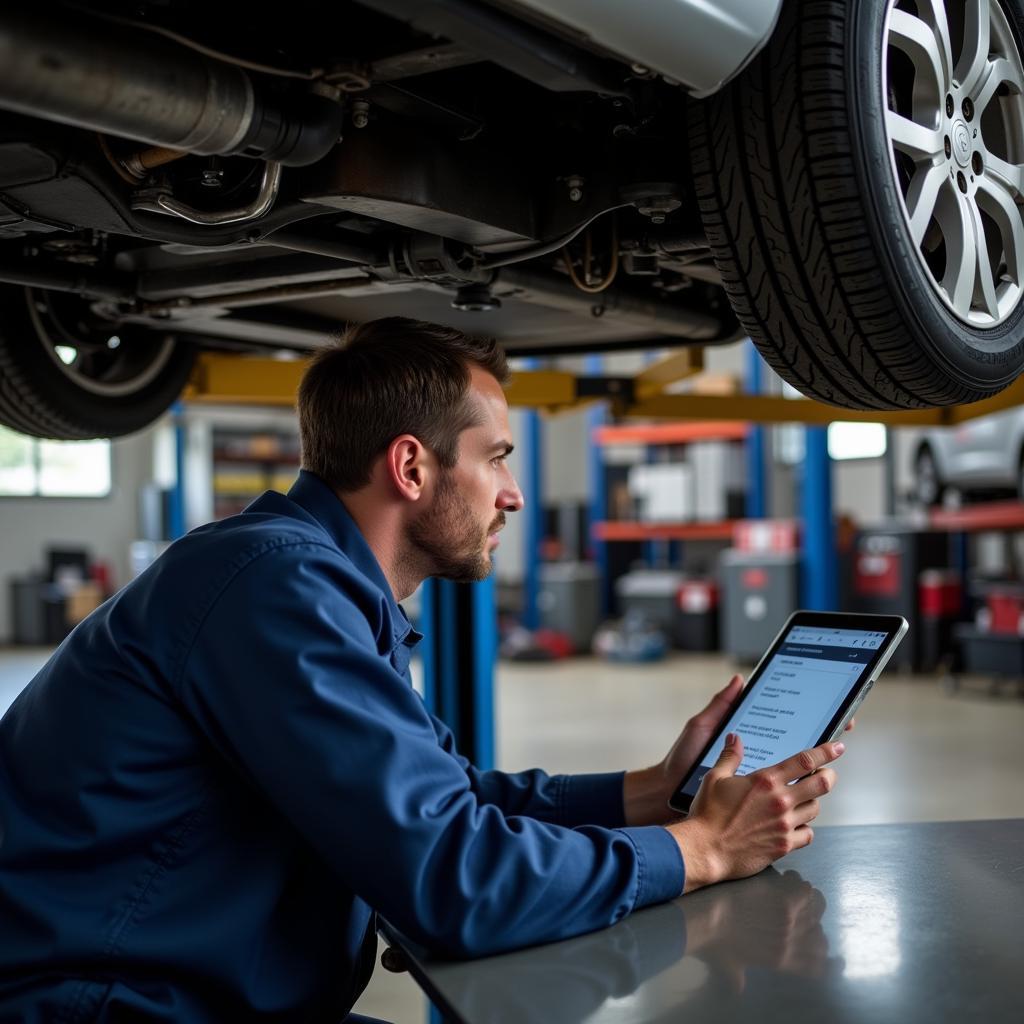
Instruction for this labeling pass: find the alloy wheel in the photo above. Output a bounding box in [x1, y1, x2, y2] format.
[884, 0, 1024, 327]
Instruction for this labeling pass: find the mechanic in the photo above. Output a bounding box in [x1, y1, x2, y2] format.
[0, 317, 844, 1023]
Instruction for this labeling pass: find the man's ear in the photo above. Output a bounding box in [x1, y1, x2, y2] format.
[385, 434, 431, 502]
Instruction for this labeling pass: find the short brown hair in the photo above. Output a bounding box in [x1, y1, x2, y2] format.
[298, 317, 510, 492]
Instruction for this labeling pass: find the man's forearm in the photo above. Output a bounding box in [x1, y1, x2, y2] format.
[623, 769, 722, 893]
[623, 765, 673, 827]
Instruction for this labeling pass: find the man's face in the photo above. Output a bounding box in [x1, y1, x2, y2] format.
[408, 365, 524, 583]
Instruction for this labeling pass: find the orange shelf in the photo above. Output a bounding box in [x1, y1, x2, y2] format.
[928, 501, 1024, 532]
[592, 421, 749, 445]
[593, 520, 740, 541]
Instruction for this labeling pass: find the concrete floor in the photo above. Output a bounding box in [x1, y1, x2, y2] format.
[2, 650, 1023, 1023]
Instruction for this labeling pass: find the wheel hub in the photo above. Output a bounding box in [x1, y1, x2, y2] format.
[884, 0, 1024, 327]
[951, 119, 972, 167]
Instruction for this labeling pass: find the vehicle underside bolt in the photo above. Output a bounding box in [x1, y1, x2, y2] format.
[351, 100, 370, 129]
[201, 159, 224, 188]
[452, 283, 501, 312]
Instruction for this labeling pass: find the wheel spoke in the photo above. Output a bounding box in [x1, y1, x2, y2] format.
[906, 163, 948, 246]
[955, 0, 992, 95]
[914, 0, 956, 87]
[889, 8, 951, 106]
[886, 110, 944, 160]
[942, 195, 980, 315]
[977, 175, 1024, 286]
[984, 151, 1024, 198]
[968, 199, 1000, 317]
[973, 56, 1024, 114]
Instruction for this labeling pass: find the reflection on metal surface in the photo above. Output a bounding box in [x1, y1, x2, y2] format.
[838, 875, 902, 979]
[412, 868, 835, 1024]
[680, 869, 835, 997]
[597, 957, 708, 1018]
[401, 821, 1024, 1024]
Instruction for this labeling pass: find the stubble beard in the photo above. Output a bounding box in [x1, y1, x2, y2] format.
[407, 471, 505, 584]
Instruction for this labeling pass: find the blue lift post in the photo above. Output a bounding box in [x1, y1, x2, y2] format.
[801, 426, 838, 610]
[585, 354, 612, 616]
[418, 575, 497, 772]
[745, 344, 768, 519]
[167, 401, 187, 541]
[521, 359, 544, 631]
[641, 352, 661, 567]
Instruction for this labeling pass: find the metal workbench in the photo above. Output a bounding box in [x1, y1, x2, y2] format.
[387, 818, 1023, 1023]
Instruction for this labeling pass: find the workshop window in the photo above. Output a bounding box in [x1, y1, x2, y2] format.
[0, 426, 112, 498]
[827, 422, 887, 461]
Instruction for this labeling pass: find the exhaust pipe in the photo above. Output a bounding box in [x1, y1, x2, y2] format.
[0, 9, 343, 166]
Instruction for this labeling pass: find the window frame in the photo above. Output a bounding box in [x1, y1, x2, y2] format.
[826, 422, 889, 462]
[0, 428, 113, 500]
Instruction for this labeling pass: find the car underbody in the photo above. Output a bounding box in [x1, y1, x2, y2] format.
[4, 0, 1024, 438]
[1, 1, 735, 351]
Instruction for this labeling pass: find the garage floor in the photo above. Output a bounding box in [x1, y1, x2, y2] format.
[2, 650, 1023, 1023]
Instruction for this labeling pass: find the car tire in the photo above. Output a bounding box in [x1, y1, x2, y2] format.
[0, 287, 196, 439]
[689, 0, 1024, 409]
[915, 444, 945, 506]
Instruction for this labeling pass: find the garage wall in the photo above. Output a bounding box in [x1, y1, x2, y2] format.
[0, 423, 159, 645]
[833, 457, 887, 524]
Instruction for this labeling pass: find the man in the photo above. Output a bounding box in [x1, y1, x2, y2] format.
[0, 318, 843, 1022]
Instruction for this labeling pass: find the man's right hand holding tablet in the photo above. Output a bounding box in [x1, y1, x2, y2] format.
[667, 734, 845, 893]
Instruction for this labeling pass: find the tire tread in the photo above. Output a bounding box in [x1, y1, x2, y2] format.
[688, 0, 1002, 409]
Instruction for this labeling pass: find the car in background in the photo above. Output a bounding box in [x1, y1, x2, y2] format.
[914, 408, 1024, 505]
[3, 0, 1024, 439]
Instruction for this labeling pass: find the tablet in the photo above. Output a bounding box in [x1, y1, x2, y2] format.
[668, 611, 908, 814]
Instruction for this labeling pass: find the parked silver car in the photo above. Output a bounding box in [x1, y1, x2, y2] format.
[914, 408, 1024, 504]
[4, 0, 1024, 438]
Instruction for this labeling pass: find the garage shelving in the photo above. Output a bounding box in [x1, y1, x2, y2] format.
[591, 420, 748, 542]
[927, 501, 1024, 533]
[211, 429, 300, 520]
[592, 521, 741, 542]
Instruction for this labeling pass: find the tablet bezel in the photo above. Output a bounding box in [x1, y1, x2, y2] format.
[667, 610, 908, 815]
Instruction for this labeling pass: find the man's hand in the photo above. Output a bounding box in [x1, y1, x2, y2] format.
[623, 675, 855, 828]
[667, 734, 844, 892]
[683, 869, 834, 993]
[623, 675, 743, 827]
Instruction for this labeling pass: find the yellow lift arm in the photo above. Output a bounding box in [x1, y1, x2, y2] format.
[184, 348, 1024, 426]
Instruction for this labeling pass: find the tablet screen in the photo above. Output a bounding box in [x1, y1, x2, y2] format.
[673, 624, 889, 803]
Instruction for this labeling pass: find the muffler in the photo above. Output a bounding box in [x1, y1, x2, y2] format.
[0, 9, 343, 166]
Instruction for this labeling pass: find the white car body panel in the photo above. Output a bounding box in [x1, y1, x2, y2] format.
[512, 0, 784, 95]
[923, 409, 1024, 490]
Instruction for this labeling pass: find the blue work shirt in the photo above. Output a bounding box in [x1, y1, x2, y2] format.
[0, 470, 684, 1022]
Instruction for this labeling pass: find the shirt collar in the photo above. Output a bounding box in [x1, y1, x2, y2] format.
[286, 470, 423, 651]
